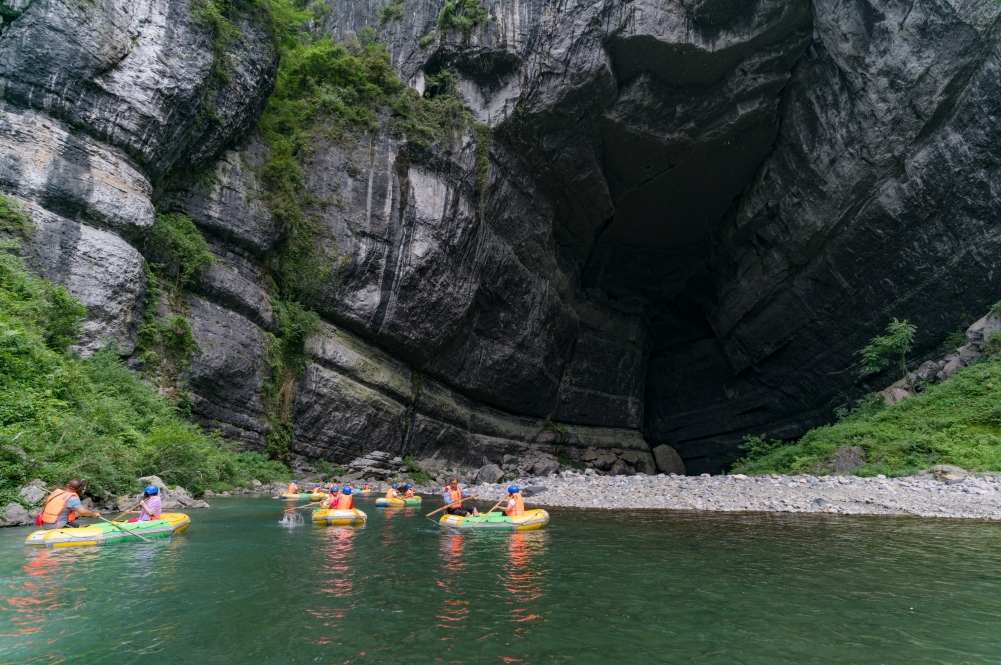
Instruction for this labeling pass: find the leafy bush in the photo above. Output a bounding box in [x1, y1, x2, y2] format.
[402, 456, 432, 484]
[437, 0, 488, 37]
[861, 318, 916, 379]
[378, 1, 405, 26]
[418, 32, 435, 49]
[732, 357, 1001, 476]
[391, 69, 472, 150]
[0, 220, 288, 505]
[146, 213, 214, 291]
[982, 330, 1001, 357]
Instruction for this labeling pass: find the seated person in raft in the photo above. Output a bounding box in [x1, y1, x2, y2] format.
[125, 485, 162, 522]
[502, 485, 525, 517]
[312, 483, 324, 495]
[326, 487, 354, 510]
[321, 485, 340, 508]
[362, 484, 370, 492]
[39, 479, 101, 529]
[385, 484, 402, 501]
[404, 484, 415, 498]
[443, 478, 479, 517]
[286, 480, 299, 494]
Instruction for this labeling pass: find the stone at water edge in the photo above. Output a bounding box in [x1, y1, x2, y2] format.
[1, 502, 30, 526]
[475, 464, 504, 485]
[932, 465, 968, 482]
[652, 445, 685, 475]
[252, 479, 262, 487]
[811, 498, 830, 509]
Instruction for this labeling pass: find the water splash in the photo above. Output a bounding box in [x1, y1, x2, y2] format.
[280, 511, 304, 527]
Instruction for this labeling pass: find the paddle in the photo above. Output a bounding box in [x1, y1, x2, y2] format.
[95, 515, 153, 543]
[469, 496, 509, 528]
[113, 500, 144, 523]
[285, 502, 324, 511]
[424, 495, 479, 518]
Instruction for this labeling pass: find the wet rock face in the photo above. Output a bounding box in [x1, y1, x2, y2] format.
[6, 0, 1001, 474]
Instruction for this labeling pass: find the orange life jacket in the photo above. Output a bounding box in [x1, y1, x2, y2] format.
[40, 488, 79, 525]
[363, 485, 370, 490]
[405, 488, 414, 498]
[446, 487, 462, 506]
[335, 494, 353, 510]
[385, 489, 398, 500]
[287, 483, 298, 494]
[506, 492, 525, 517]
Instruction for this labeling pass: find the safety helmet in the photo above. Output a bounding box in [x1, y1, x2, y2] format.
[330, 485, 339, 492]
[342, 487, 352, 495]
[406, 484, 413, 489]
[508, 485, 519, 494]
[391, 483, 398, 489]
[292, 480, 298, 484]
[145, 485, 160, 495]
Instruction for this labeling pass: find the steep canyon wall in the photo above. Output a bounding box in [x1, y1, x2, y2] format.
[2, 0, 1000, 473]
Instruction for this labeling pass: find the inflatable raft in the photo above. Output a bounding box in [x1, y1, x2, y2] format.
[310, 493, 325, 502]
[311, 508, 367, 527]
[24, 513, 191, 548]
[438, 509, 549, 531]
[375, 496, 422, 507]
[277, 493, 313, 500]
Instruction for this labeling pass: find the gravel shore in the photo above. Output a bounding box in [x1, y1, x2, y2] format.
[445, 471, 1001, 521]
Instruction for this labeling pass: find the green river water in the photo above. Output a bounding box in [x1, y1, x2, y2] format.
[2, 495, 1000, 663]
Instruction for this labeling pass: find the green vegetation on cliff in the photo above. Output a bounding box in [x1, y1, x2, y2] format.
[733, 358, 1001, 476]
[0, 197, 286, 506]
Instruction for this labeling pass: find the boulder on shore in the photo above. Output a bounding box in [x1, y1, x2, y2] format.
[932, 465, 968, 482]
[475, 464, 504, 485]
[1, 502, 30, 527]
[652, 445, 685, 476]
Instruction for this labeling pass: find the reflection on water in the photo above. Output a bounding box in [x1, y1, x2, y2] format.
[1, 499, 1001, 664]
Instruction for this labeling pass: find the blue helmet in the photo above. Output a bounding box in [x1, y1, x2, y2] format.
[292, 480, 298, 484]
[342, 487, 352, 495]
[406, 484, 413, 489]
[391, 483, 398, 489]
[508, 485, 519, 494]
[144, 485, 159, 495]
[330, 485, 339, 492]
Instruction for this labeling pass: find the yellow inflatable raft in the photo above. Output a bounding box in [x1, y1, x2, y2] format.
[311, 508, 367, 527]
[310, 493, 325, 502]
[24, 513, 191, 548]
[438, 509, 549, 531]
[375, 496, 422, 507]
[277, 493, 313, 500]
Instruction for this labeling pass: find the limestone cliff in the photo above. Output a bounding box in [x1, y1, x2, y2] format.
[3, 0, 1000, 474]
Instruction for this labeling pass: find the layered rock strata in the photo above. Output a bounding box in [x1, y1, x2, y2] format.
[4, 0, 1001, 475]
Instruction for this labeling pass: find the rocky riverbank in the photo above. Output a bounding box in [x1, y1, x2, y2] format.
[424, 466, 1001, 521]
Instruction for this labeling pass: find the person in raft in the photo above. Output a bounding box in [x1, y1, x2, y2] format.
[125, 485, 162, 522]
[443, 478, 478, 517]
[362, 484, 370, 492]
[404, 484, 415, 498]
[385, 484, 402, 501]
[39, 479, 101, 529]
[312, 483, 324, 495]
[321, 485, 340, 508]
[287, 480, 299, 494]
[333, 487, 354, 510]
[502, 486, 525, 517]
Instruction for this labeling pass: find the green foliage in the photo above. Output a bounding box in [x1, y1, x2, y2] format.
[989, 300, 1001, 318]
[942, 329, 970, 353]
[260, 299, 320, 464]
[0, 244, 287, 505]
[860, 318, 916, 379]
[391, 69, 472, 150]
[378, 1, 405, 26]
[417, 32, 435, 49]
[402, 456, 432, 484]
[473, 122, 492, 191]
[147, 213, 214, 291]
[734, 434, 786, 467]
[982, 330, 1001, 357]
[190, 0, 244, 85]
[732, 357, 1001, 476]
[0, 195, 32, 235]
[543, 420, 569, 443]
[437, 0, 488, 37]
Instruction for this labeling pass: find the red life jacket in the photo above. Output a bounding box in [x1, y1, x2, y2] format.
[506, 492, 525, 517]
[335, 494, 353, 510]
[446, 487, 462, 506]
[40, 488, 78, 525]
